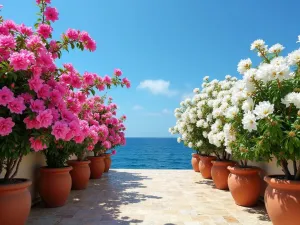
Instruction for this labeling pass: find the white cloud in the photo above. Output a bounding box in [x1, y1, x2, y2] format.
[132, 105, 143, 111]
[137, 79, 177, 97]
[145, 109, 171, 117]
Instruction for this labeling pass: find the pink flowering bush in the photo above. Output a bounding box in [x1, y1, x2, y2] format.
[0, 0, 130, 178]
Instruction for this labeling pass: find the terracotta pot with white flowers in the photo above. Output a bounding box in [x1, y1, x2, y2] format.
[236, 37, 300, 225]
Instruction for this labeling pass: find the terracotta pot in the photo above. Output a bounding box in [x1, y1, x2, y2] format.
[104, 154, 112, 173]
[191, 153, 200, 172]
[228, 166, 261, 206]
[67, 160, 91, 190]
[88, 156, 105, 179]
[198, 155, 217, 179]
[211, 160, 236, 190]
[38, 167, 72, 207]
[0, 179, 32, 225]
[264, 176, 300, 225]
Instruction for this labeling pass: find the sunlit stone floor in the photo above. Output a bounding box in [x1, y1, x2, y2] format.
[27, 169, 271, 225]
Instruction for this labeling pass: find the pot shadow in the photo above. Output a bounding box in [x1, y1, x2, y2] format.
[28, 170, 162, 225]
[242, 201, 270, 222]
[195, 179, 215, 188]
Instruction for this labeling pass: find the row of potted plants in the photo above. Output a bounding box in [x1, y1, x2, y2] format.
[0, 1, 129, 225]
[170, 37, 300, 225]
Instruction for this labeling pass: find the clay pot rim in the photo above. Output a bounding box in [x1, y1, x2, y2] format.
[199, 155, 217, 160]
[0, 178, 32, 191]
[264, 175, 300, 190]
[67, 160, 91, 165]
[228, 166, 261, 175]
[40, 166, 72, 173]
[191, 153, 200, 158]
[87, 156, 105, 161]
[212, 160, 236, 166]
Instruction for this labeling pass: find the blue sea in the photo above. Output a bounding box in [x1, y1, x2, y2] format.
[112, 138, 192, 169]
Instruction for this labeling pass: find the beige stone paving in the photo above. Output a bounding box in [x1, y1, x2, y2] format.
[27, 169, 271, 225]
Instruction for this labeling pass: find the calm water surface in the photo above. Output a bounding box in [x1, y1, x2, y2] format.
[112, 138, 192, 169]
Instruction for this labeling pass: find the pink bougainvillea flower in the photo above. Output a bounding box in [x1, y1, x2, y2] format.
[30, 99, 45, 112]
[20, 93, 33, 103]
[24, 116, 41, 129]
[9, 49, 35, 71]
[114, 69, 122, 77]
[103, 75, 112, 85]
[36, 0, 51, 4]
[83, 72, 95, 86]
[51, 121, 70, 140]
[0, 86, 14, 106]
[111, 149, 117, 155]
[7, 97, 26, 114]
[28, 76, 44, 92]
[0, 34, 16, 49]
[3, 20, 17, 31]
[44, 7, 59, 22]
[18, 24, 33, 36]
[122, 77, 131, 88]
[37, 24, 53, 39]
[36, 109, 53, 128]
[0, 117, 14, 136]
[29, 137, 47, 152]
[65, 28, 79, 40]
[50, 89, 62, 104]
[103, 140, 111, 149]
[37, 84, 51, 99]
[0, 5, 3, 8]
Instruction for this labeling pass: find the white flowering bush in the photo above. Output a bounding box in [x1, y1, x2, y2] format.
[236, 37, 300, 180]
[169, 77, 217, 155]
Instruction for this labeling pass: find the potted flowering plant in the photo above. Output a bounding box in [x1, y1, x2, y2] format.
[221, 79, 264, 207]
[239, 37, 300, 224]
[169, 85, 217, 177]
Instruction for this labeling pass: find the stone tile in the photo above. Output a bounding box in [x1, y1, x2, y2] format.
[27, 169, 271, 225]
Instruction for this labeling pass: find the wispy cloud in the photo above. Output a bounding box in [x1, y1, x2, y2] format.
[132, 105, 144, 111]
[145, 108, 172, 117]
[137, 79, 177, 97]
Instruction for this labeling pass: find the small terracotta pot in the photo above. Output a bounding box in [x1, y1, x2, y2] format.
[211, 160, 236, 190]
[191, 153, 200, 172]
[38, 167, 72, 207]
[88, 156, 105, 179]
[264, 176, 300, 225]
[104, 154, 112, 173]
[0, 179, 32, 225]
[67, 160, 91, 190]
[228, 166, 261, 206]
[199, 155, 217, 179]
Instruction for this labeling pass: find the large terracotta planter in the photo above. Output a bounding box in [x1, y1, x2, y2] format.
[0, 179, 32, 225]
[199, 155, 217, 179]
[38, 167, 72, 207]
[88, 156, 105, 179]
[67, 160, 91, 190]
[211, 160, 236, 190]
[264, 176, 300, 225]
[191, 153, 200, 172]
[228, 166, 261, 206]
[104, 154, 112, 173]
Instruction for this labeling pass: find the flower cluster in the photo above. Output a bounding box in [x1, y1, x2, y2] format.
[0, 0, 130, 177]
[171, 36, 300, 180]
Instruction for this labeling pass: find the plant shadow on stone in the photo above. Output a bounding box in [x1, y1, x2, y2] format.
[28, 170, 162, 224]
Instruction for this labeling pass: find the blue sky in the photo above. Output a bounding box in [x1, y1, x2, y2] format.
[2, 0, 300, 137]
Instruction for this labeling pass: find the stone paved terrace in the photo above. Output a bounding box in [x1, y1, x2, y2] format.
[27, 169, 272, 225]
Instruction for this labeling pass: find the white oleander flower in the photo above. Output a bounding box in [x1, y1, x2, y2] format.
[268, 43, 285, 54]
[250, 39, 265, 50]
[196, 140, 203, 147]
[203, 76, 209, 81]
[253, 101, 274, 119]
[242, 111, 257, 132]
[203, 131, 208, 138]
[242, 98, 254, 112]
[281, 92, 300, 109]
[188, 142, 193, 148]
[225, 106, 239, 119]
[287, 49, 300, 66]
[237, 58, 252, 74]
[177, 137, 181, 143]
[193, 88, 200, 94]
